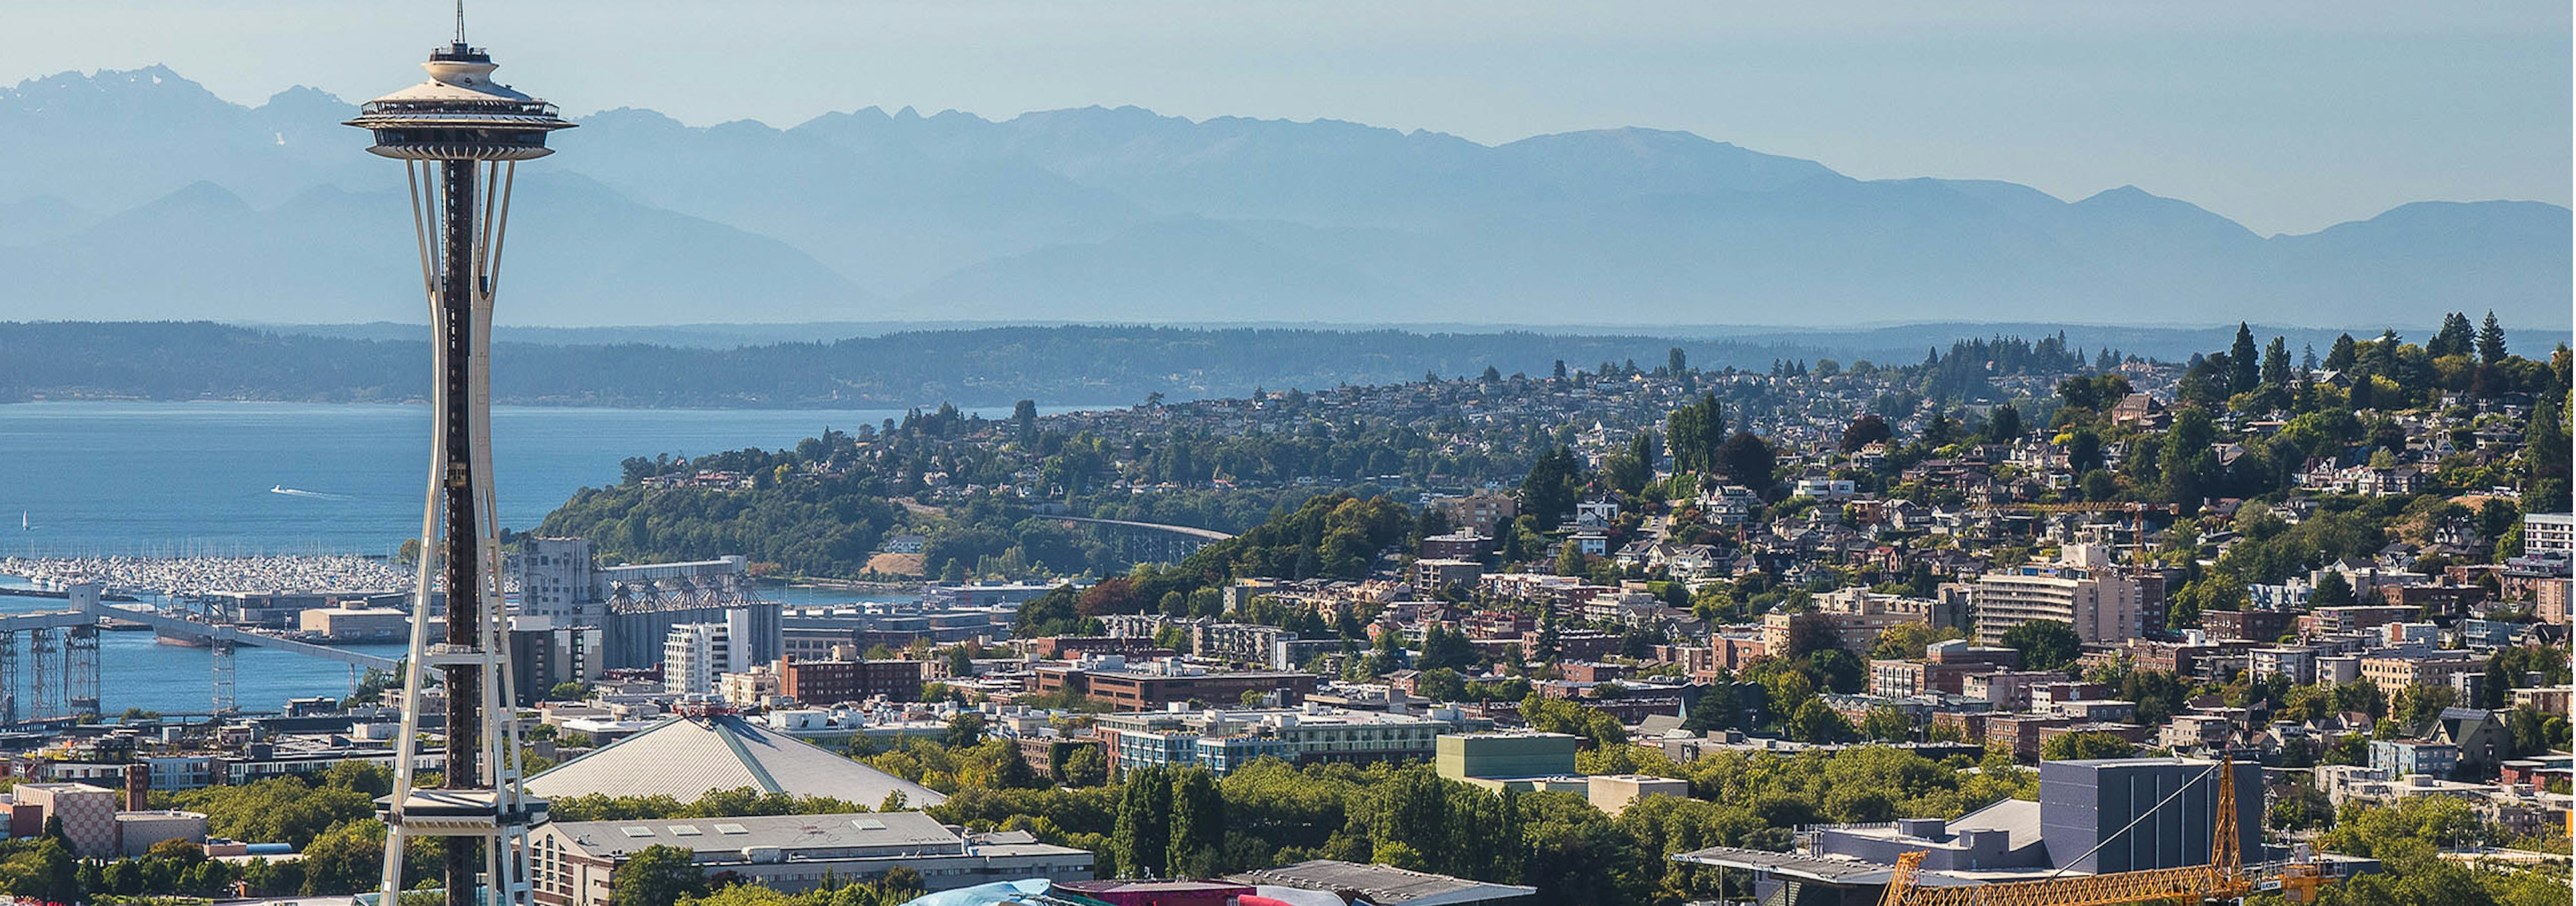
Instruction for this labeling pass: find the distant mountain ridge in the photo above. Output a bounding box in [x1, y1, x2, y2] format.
[0, 66, 2564, 328]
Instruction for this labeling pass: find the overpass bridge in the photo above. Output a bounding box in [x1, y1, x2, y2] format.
[0, 587, 402, 725]
[80, 601, 401, 671]
[1051, 516, 1236, 565]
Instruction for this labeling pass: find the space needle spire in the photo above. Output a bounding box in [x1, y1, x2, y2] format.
[346, 17, 572, 906]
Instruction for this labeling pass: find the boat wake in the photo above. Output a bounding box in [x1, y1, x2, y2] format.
[270, 485, 350, 500]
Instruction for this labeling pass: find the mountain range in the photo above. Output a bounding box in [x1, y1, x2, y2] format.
[0, 66, 2565, 329]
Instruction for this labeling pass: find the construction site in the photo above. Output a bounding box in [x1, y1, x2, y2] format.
[1674, 756, 2350, 906]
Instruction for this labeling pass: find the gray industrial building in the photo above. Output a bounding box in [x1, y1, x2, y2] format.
[602, 603, 780, 671]
[1676, 756, 2278, 904]
[513, 538, 780, 669]
[2038, 757, 2261, 874]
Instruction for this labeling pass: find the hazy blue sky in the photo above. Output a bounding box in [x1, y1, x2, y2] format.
[13, 1, 2567, 235]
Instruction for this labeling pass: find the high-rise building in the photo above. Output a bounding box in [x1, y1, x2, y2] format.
[1972, 546, 2141, 645]
[508, 619, 603, 705]
[665, 610, 755, 696]
[2523, 512, 2575, 560]
[515, 537, 598, 623]
[347, 16, 574, 906]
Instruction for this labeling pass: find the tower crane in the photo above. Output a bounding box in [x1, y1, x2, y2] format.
[1876, 756, 2330, 906]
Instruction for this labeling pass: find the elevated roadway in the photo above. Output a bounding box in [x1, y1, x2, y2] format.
[1051, 516, 1235, 542]
[63, 601, 400, 671]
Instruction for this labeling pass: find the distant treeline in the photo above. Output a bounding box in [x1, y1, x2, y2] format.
[0, 320, 2116, 408]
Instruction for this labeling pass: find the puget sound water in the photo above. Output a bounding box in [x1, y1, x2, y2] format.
[0, 400, 1042, 714]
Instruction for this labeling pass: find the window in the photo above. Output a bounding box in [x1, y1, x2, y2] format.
[619, 827, 654, 838]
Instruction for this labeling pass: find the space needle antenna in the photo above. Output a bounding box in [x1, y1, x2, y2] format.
[454, 0, 467, 44]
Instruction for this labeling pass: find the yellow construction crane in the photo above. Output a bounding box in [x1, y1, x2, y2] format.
[1876, 756, 2328, 906]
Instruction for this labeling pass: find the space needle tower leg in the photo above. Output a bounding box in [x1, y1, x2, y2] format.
[348, 27, 572, 906]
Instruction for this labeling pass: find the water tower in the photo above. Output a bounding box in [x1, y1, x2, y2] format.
[345, 14, 572, 906]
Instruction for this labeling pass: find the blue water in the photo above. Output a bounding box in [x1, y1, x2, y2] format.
[0, 401, 1063, 557]
[0, 401, 1062, 713]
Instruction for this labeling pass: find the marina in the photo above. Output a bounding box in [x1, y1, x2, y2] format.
[0, 554, 413, 599]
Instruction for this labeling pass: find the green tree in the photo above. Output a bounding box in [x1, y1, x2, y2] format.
[1165, 768, 1225, 878]
[1556, 540, 1587, 578]
[295, 818, 409, 895]
[2325, 333, 2358, 371]
[1666, 393, 1726, 474]
[1984, 403, 2023, 444]
[2228, 322, 2260, 394]
[0, 839, 79, 905]
[2261, 336, 2292, 388]
[2041, 732, 2137, 760]
[1998, 620, 2082, 672]
[1784, 700, 1855, 744]
[1519, 446, 1584, 530]
[1059, 745, 1109, 787]
[2430, 311, 2475, 358]
[941, 712, 987, 750]
[1416, 625, 1478, 672]
[1842, 414, 1893, 452]
[2065, 428, 2104, 473]
[1717, 431, 1776, 493]
[2476, 311, 2508, 365]
[1857, 705, 1915, 742]
[612, 844, 708, 906]
[1111, 766, 1175, 877]
[2310, 570, 2355, 607]
[1521, 695, 1627, 748]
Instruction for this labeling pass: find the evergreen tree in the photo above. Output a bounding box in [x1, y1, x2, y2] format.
[1984, 403, 2024, 444]
[1666, 393, 1727, 473]
[2326, 334, 2358, 371]
[2431, 312, 2475, 358]
[1717, 431, 1777, 492]
[2528, 391, 2572, 511]
[1518, 446, 1582, 530]
[2477, 311, 2509, 365]
[2229, 322, 2260, 393]
[1668, 347, 1687, 376]
[2302, 343, 2318, 374]
[1011, 399, 1038, 440]
[1112, 766, 1174, 877]
[2261, 336, 2291, 387]
[1165, 768, 1224, 878]
[2310, 571, 2355, 607]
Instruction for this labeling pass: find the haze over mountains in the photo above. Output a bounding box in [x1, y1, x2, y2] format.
[1, 66, 2565, 330]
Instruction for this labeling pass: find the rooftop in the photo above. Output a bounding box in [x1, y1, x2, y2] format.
[547, 811, 957, 860]
[1227, 858, 1538, 905]
[525, 714, 943, 807]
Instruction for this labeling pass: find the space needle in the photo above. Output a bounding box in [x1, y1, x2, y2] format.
[345, 7, 572, 906]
